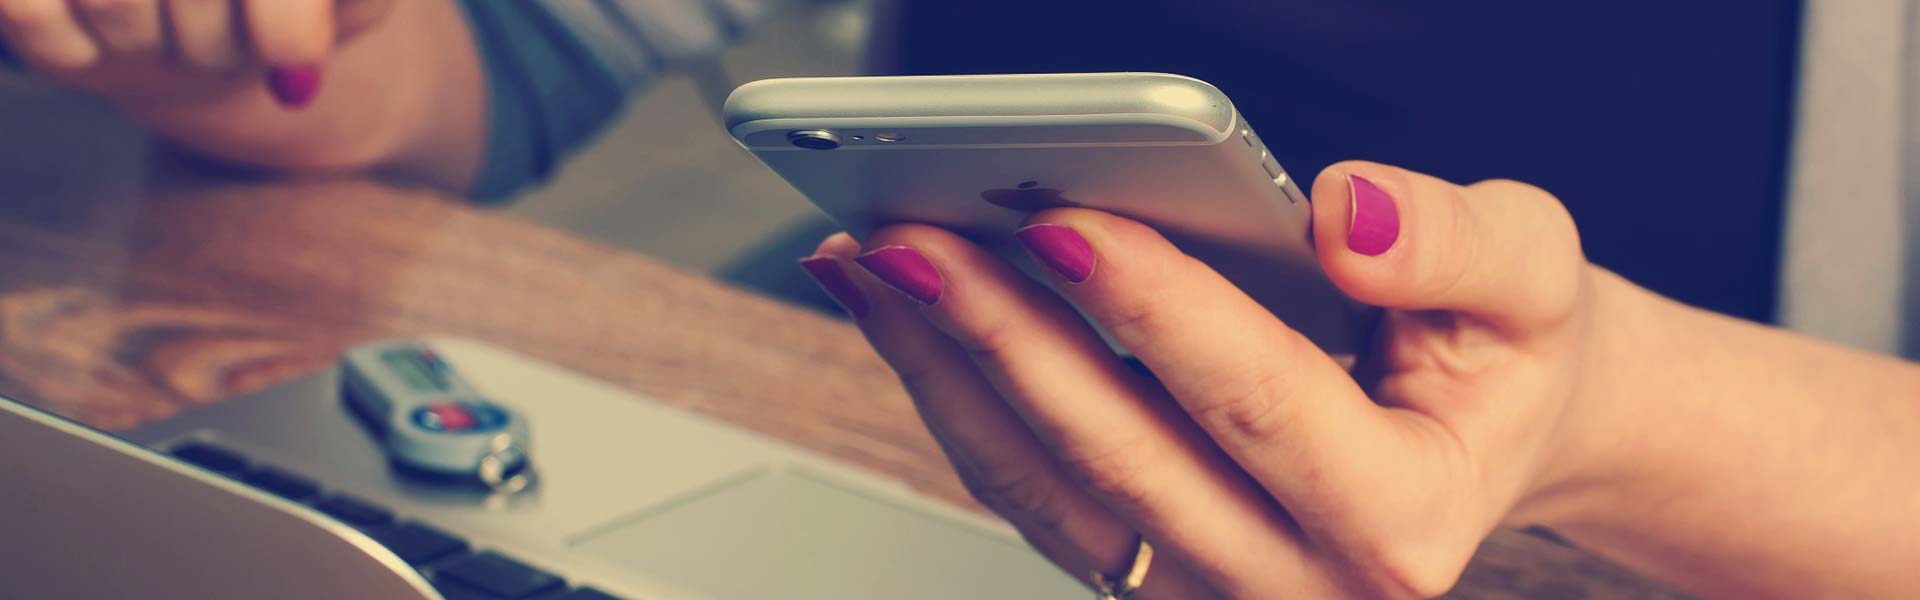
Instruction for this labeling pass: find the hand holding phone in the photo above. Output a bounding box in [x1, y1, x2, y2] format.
[797, 151, 1622, 598]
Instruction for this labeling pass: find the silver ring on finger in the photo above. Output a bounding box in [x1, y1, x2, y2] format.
[1091, 536, 1153, 599]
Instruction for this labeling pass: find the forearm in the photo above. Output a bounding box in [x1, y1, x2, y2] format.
[113, 0, 484, 191]
[1537, 269, 1920, 597]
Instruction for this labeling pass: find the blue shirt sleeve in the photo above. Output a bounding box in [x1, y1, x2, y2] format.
[455, 0, 770, 202]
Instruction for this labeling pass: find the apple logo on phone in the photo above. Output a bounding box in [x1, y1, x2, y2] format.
[981, 181, 1080, 212]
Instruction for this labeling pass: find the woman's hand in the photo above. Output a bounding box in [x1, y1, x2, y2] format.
[0, 0, 484, 191]
[801, 161, 1629, 597]
[0, 0, 392, 107]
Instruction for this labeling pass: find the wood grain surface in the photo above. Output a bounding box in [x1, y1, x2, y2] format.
[0, 98, 1688, 599]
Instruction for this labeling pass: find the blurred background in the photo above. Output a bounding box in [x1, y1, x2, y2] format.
[0, 0, 875, 277]
[0, 0, 1818, 338]
[499, 0, 871, 274]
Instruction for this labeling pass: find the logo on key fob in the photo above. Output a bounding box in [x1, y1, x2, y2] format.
[411, 401, 510, 433]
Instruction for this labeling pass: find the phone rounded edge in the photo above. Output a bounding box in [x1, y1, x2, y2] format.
[722, 78, 787, 141]
[723, 73, 1240, 142]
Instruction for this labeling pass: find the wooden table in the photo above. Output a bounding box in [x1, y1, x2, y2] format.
[0, 101, 1685, 600]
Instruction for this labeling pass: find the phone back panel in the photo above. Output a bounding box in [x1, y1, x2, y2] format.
[727, 74, 1370, 355]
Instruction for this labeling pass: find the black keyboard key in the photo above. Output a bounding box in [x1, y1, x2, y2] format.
[438, 552, 565, 599]
[243, 466, 320, 502]
[541, 588, 622, 600]
[170, 442, 248, 477]
[369, 522, 467, 565]
[315, 494, 395, 528]
[434, 580, 501, 600]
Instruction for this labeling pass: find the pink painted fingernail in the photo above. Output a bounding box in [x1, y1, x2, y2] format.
[854, 246, 943, 305]
[1347, 174, 1400, 256]
[1014, 223, 1095, 283]
[799, 256, 871, 318]
[267, 64, 323, 109]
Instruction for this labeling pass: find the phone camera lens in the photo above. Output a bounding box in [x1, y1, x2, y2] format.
[787, 130, 841, 150]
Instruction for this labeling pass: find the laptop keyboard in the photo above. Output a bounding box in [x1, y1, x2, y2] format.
[168, 441, 624, 600]
[245, 466, 323, 502]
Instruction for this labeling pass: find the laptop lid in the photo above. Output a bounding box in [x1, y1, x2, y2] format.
[0, 396, 440, 600]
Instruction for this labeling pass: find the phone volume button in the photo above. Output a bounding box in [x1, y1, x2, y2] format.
[1274, 173, 1299, 204]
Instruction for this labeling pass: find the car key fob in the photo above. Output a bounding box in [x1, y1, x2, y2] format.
[340, 340, 532, 493]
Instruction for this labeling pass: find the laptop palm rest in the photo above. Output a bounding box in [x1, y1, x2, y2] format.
[573, 465, 1075, 599]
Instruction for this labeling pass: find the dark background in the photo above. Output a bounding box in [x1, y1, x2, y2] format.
[888, 1, 1804, 323]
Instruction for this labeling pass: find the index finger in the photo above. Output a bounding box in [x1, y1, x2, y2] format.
[241, 0, 328, 65]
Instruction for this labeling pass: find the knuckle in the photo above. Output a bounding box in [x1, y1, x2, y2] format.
[1533, 193, 1582, 256]
[1463, 178, 1587, 315]
[1465, 177, 1549, 201]
[949, 311, 1025, 363]
[1467, 178, 1578, 246]
[1090, 250, 1202, 345]
[1052, 440, 1157, 515]
[1352, 539, 1467, 599]
[1187, 366, 1296, 445]
[1466, 179, 1554, 217]
[960, 467, 1070, 538]
[1097, 282, 1183, 347]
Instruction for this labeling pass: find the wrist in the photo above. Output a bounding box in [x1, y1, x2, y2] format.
[1503, 266, 1699, 530]
[1507, 266, 1920, 597]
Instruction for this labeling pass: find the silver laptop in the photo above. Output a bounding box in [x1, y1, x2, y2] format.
[0, 337, 1082, 599]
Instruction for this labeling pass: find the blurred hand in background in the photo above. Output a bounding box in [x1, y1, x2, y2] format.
[0, 0, 485, 190]
[0, 0, 391, 106]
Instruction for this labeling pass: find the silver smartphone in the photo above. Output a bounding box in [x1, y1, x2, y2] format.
[725, 72, 1372, 355]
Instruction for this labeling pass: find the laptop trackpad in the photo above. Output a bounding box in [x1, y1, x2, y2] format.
[571, 466, 1082, 599]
